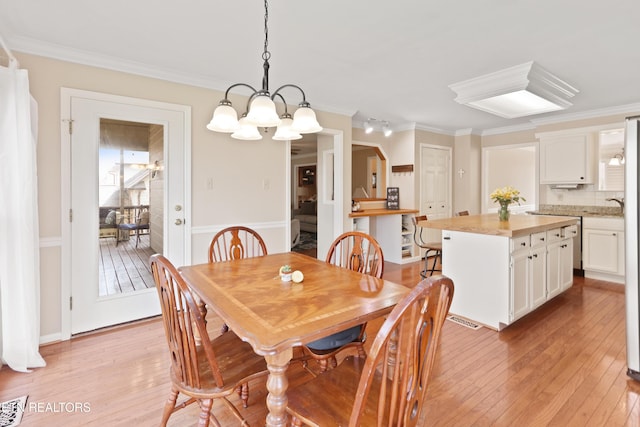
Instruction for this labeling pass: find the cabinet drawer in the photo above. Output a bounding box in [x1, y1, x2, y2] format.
[511, 235, 530, 252]
[546, 228, 563, 243]
[531, 231, 547, 247]
[562, 224, 578, 238]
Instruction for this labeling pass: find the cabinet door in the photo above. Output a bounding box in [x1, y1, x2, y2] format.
[560, 238, 574, 291]
[540, 134, 593, 184]
[583, 228, 619, 273]
[510, 250, 530, 322]
[546, 241, 563, 299]
[530, 246, 547, 308]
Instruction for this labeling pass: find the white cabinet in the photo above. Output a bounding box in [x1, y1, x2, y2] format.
[509, 226, 574, 323]
[509, 233, 547, 322]
[351, 212, 419, 264]
[547, 233, 573, 299]
[538, 131, 596, 184]
[583, 217, 624, 281]
[510, 248, 530, 321]
[400, 215, 414, 260]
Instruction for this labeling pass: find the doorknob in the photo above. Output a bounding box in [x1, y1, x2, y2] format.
[175, 219, 183, 225]
[175, 205, 183, 211]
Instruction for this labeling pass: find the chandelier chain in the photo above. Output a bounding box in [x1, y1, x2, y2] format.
[262, 0, 270, 61]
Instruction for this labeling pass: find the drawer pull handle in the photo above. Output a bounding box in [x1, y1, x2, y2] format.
[443, 236, 451, 240]
[521, 242, 526, 246]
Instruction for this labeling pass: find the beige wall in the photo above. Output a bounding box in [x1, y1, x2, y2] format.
[17, 51, 351, 341]
[453, 133, 481, 214]
[20, 47, 639, 342]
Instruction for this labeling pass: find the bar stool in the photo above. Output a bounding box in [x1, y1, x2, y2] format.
[412, 215, 442, 278]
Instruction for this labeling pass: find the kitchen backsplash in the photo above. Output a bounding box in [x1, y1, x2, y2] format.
[541, 184, 624, 208]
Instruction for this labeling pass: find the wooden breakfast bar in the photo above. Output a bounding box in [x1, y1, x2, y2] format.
[420, 214, 579, 330]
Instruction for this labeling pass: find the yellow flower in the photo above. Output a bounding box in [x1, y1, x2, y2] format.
[490, 186, 526, 205]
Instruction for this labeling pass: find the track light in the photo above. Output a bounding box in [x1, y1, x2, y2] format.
[362, 118, 393, 137]
[382, 122, 392, 137]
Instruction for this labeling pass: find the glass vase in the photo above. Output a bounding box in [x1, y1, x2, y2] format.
[498, 202, 510, 221]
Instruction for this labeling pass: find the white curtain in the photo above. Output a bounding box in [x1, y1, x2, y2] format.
[0, 55, 46, 372]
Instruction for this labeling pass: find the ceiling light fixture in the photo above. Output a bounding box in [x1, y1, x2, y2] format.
[609, 148, 625, 166]
[206, 0, 322, 140]
[382, 123, 393, 137]
[448, 61, 579, 119]
[364, 120, 374, 134]
[363, 118, 393, 137]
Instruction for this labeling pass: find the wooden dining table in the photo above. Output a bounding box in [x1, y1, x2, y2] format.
[179, 251, 409, 427]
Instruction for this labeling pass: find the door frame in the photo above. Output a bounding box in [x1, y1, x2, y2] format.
[60, 88, 192, 340]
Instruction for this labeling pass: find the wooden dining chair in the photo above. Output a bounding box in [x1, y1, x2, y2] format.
[412, 215, 442, 278]
[150, 254, 268, 427]
[207, 226, 268, 333]
[294, 231, 384, 373]
[286, 275, 454, 427]
[208, 225, 268, 262]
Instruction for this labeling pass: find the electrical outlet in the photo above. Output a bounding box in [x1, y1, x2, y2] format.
[263, 179, 270, 191]
[206, 178, 214, 190]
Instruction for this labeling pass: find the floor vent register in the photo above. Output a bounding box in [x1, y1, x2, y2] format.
[447, 315, 482, 330]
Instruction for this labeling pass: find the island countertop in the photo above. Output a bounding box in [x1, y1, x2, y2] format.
[419, 213, 578, 237]
[349, 208, 418, 218]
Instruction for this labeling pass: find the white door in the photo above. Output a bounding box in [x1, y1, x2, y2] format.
[420, 145, 451, 243]
[63, 90, 190, 335]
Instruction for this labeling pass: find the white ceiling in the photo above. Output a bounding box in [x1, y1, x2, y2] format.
[1, 0, 639, 134]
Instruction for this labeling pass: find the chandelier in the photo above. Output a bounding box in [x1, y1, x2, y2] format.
[206, 0, 322, 141]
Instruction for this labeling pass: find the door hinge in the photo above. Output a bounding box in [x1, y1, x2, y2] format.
[62, 119, 74, 134]
[70, 296, 73, 310]
[69, 209, 73, 222]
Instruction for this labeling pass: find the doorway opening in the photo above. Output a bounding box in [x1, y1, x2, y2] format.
[291, 139, 318, 258]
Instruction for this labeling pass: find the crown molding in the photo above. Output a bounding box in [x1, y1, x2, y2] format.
[414, 122, 455, 136]
[10, 35, 355, 118]
[530, 102, 640, 126]
[481, 122, 537, 136]
[10, 35, 230, 90]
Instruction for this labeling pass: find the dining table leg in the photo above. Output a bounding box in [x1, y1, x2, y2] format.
[264, 348, 293, 427]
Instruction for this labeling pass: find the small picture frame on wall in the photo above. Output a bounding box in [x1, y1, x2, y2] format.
[386, 187, 399, 210]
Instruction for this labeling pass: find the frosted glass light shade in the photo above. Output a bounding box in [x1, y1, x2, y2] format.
[207, 104, 239, 132]
[231, 116, 262, 140]
[273, 117, 302, 141]
[246, 95, 281, 127]
[467, 90, 564, 118]
[291, 106, 322, 134]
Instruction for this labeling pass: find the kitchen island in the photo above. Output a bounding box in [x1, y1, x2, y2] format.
[420, 214, 578, 330]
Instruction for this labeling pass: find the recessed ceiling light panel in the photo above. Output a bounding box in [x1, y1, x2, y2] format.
[449, 61, 578, 119]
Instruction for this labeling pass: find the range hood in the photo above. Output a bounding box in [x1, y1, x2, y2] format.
[549, 184, 582, 190]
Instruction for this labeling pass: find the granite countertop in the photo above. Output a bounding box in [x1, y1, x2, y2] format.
[418, 214, 578, 238]
[527, 204, 624, 218]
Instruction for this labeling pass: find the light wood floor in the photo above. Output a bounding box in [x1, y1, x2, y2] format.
[98, 232, 155, 296]
[2, 259, 639, 426]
